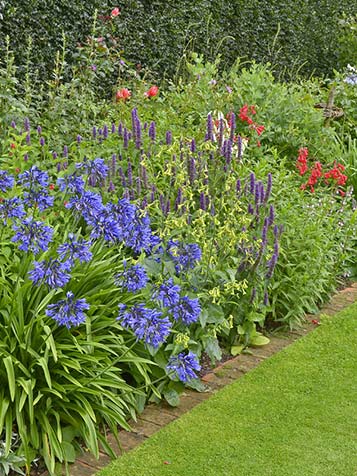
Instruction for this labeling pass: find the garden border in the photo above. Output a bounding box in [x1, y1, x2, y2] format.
[41, 283, 357, 476]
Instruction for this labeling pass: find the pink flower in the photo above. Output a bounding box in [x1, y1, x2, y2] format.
[116, 88, 131, 101]
[144, 85, 159, 98]
[111, 7, 120, 17]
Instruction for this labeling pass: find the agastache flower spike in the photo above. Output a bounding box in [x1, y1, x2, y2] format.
[103, 124, 108, 139]
[264, 173, 272, 203]
[111, 123, 116, 134]
[206, 113, 214, 141]
[92, 126, 97, 139]
[249, 172, 255, 194]
[123, 128, 129, 148]
[148, 121, 156, 141]
[166, 130, 172, 145]
[190, 139, 196, 153]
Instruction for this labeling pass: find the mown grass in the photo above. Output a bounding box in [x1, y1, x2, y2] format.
[99, 303, 357, 476]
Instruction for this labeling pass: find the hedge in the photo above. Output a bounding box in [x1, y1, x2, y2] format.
[0, 0, 356, 85]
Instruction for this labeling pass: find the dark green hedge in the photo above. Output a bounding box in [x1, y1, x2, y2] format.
[0, 0, 356, 84]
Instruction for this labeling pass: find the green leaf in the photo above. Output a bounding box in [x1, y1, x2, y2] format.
[3, 356, 16, 402]
[163, 389, 180, 407]
[250, 335, 270, 347]
[231, 345, 245, 356]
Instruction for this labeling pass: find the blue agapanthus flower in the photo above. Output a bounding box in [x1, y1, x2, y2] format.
[45, 291, 89, 328]
[17, 166, 49, 189]
[115, 262, 148, 292]
[117, 303, 172, 348]
[167, 240, 202, 273]
[29, 258, 71, 288]
[0, 170, 15, 192]
[170, 296, 201, 325]
[108, 199, 156, 252]
[75, 158, 109, 185]
[154, 278, 181, 307]
[88, 205, 121, 242]
[57, 233, 92, 265]
[12, 218, 53, 254]
[23, 190, 54, 211]
[166, 352, 201, 382]
[66, 190, 103, 219]
[0, 198, 25, 222]
[57, 174, 85, 194]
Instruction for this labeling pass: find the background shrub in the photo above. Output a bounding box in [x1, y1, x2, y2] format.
[1, 0, 357, 91]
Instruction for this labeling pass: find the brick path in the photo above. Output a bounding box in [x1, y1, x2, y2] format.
[42, 282, 357, 476]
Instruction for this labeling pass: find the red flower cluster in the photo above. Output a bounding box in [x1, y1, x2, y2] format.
[116, 88, 131, 101]
[296, 148, 348, 195]
[111, 7, 120, 17]
[238, 104, 265, 136]
[296, 147, 309, 175]
[144, 85, 159, 98]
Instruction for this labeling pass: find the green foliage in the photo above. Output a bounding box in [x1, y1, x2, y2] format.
[1, 0, 357, 91]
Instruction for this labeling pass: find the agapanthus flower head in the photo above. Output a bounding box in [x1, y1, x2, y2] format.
[115, 262, 148, 292]
[117, 303, 172, 348]
[57, 174, 85, 194]
[167, 240, 202, 273]
[0, 197, 25, 222]
[57, 233, 92, 265]
[0, 170, 15, 192]
[29, 258, 71, 288]
[23, 190, 54, 211]
[88, 204, 121, 242]
[166, 351, 201, 382]
[46, 291, 89, 328]
[66, 190, 103, 220]
[17, 166, 49, 189]
[170, 296, 201, 325]
[12, 218, 53, 254]
[154, 278, 181, 307]
[75, 158, 109, 185]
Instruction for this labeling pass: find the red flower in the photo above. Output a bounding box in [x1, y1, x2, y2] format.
[145, 85, 159, 98]
[116, 88, 131, 101]
[311, 319, 320, 326]
[49, 184, 55, 190]
[111, 7, 120, 17]
[10, 143, 16, 149]
[254, 124, 265, 136]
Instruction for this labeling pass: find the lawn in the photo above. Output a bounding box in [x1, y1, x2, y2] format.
[99, 303, 357, 476]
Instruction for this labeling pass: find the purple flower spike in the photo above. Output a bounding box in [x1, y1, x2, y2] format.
[92, 126, 97, 139]
[249, 172, 255, 194]
[148, 121, 156, 141]
[111, 123, 116, 134]
[206, 113, 214, 141]
[103, 124, 108, 139]
[166, 130, 172, 145]
[63, 145, 68, 158]
[190, 139, 196, 153]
